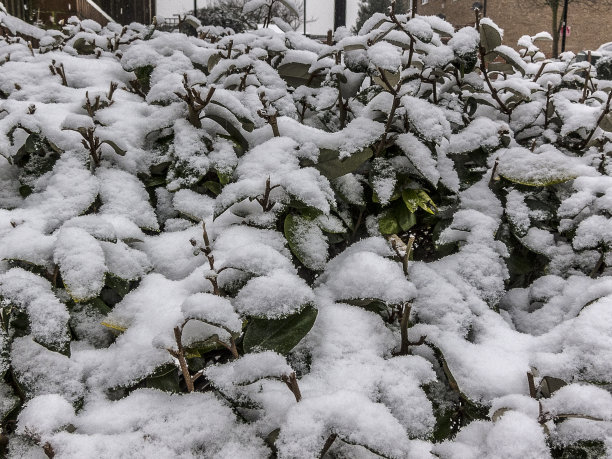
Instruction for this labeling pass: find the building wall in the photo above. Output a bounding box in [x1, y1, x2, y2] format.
[419, 0, 612, 54]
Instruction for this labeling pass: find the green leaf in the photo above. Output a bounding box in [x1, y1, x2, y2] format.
[372, 69, 400, 92]
[306, 147, 373, 180]
[493, 48, 526, 76]
[479, 22, 502, 55]
[0, 380, 20, 421]
[277, 62, 313, 88]
[209, 100, 255, 132]
[284, 214, 328, 270]
[206, 114, 249, 152]
[599, 113, 612, 132]
[397, 204, 417, 232]
[379, 210, 400, 235]
[243, 305, 318, 355]
[134, 65, 154, 93]
[73, 37, 96, 55]
[141, 364, 180, 393]
[487, 61, 516, 75]
[100, 140, 127, 156]
[539, 376, 567, 398]
[499, 173, 575, 187]
[402, 189, 437, 214]
[208, 53, 222, 73]
[203, 180, 222, 195]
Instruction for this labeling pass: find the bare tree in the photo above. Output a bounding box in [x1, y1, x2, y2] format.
[198, 0, 304, 32]
[543, 0, 612, 57]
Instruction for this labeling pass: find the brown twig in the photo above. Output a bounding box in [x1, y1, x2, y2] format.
[319, 433, 338, 458]
[49, 60, 68, 86]
[169, 325, 195, 392]
[475, 11, 511, 115]
[281, 372, 302, 402]
[175, 74, 216, 129]
[527, 371, 537, 398]
[589, 250, 605, 278]
[579, 90, 612, 150]
[255, 176, 281, 212]
[257, 92, 280, 137]
[374, 89, 401, 157]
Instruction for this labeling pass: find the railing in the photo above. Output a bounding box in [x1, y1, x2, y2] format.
[3, 0, 29, 21]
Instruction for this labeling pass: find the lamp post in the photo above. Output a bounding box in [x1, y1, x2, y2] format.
[561, 0, 569, 53]
[303, 0, 306, 35]
[194, 0, 198, 17]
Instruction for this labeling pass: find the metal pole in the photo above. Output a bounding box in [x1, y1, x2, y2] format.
[194, 0, 198, 16]
[303, 0, 306, 35]
[561, 0, 569, 53]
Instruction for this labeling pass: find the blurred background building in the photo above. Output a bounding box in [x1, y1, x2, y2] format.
[3, 0, 610, 55]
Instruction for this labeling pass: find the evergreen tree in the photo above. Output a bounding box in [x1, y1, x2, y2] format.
[354, 0, 409, 32]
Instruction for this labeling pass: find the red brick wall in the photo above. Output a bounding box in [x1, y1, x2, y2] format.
[419, 0, 612, 55]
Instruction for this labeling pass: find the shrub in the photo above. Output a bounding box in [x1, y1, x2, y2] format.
[1, 1, 612, 457]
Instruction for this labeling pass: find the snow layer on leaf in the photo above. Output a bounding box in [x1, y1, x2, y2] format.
[17, 394, 75, 436]
[505, 189, 531, 235]
[173, 189, 215, 222]
[54, 227, 106, 301]
[573, 215, 612, 250]
[545, 384, 612, 421]
[136, 225, 204, 280]
[401, 96, 451, 143]
[497, 146, 596, 186]
[448, 26, 480, 55]
[0, 225, 56, 267]
[10, 337, 84, 401]
[206, 351, 292, 397]
[36, 389, 269, 458]
[317, 247, 416, 304]
[97, 167, 159, 230]
[396, 132, 439, 185]
[181, 292, 242, 333]
[216, 137, 334, 215]
[447, 117, 504, 154]
[234, 269, 315, 318]
[435, 411, 549, 459]
[276, 390, 427, 459]
[368, 41, 401, 71]
[100, 240, 151, 280]
[17, 156, 99, 232]
[62, 215, 117, 241]
[0, 268, 70, 349]
[81, 272, 203, 389]
[213, 225, 293, 276]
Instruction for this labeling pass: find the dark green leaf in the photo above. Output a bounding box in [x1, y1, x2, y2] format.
[206, 114, 249, 152]
[306, 147, 373, 180]
[141, 364, 180, 393]
[539, 376, 567, 398]
[243, 305, 318, 355]
[100, 140, 127, 156]
[379, 210, 400, 235]
[480, 23, 502, 55]
[73, 37, 96, 55]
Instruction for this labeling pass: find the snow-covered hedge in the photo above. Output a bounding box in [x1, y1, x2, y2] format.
[1, 1, 612, 457]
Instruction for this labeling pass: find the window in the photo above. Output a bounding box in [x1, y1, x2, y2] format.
[422, 0, 429, 5]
